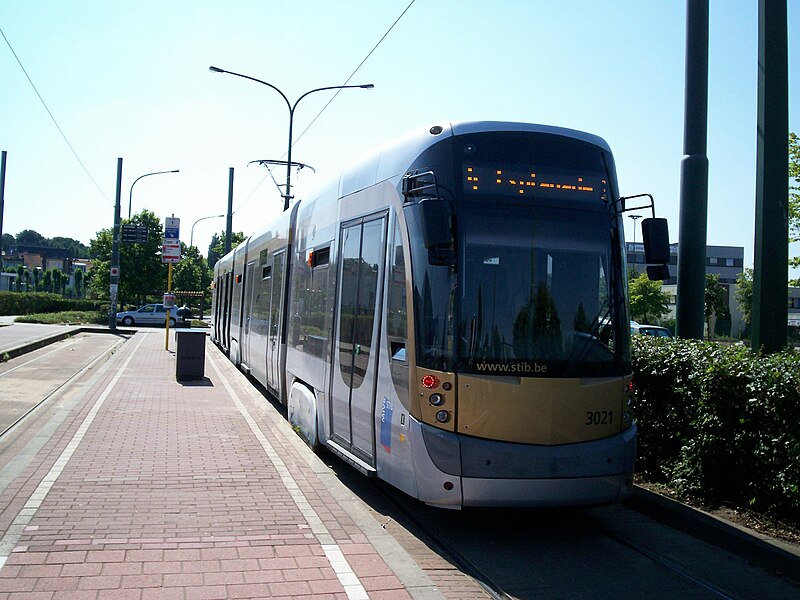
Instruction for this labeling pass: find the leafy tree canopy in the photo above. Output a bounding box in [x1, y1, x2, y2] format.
[14, 229, 47, 247]
[704, 273, 726, 340]
[736, 268, 753, 326]
[173, 243, 212, 298]
[89, 210, 167, 308]
[207, 230, 245, 270]
[3, 230, 89, 258]
[628, 272, 671, 324]
[789, 132, 800, 271]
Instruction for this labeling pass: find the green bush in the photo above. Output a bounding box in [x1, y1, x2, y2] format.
[14, 310, 108, 325]
[632, 336, 800, 521]
[0, 292, 105, 316]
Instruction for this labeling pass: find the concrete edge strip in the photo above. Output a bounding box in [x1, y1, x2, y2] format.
[0, 333, 147, 569]
[0, 325, 134, 361]
[208, 346, 445, 600]
[0, 337, 85, 378]
[630, 486, 800, 585]
[208, 353, 370, 600]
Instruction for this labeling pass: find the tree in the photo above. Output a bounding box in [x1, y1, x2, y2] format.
[74, 269, 84, 298]
[14, 229, 47, 247]
[33, 267, 42, 291]
[15, 265, 24, 291]
[735, 268, 753, 328]
[1, 233, 13, 252]
[89, 210, 167, 308]
[42, 270, 52, 293]
[173, 243, 212, 295]
[789, 132, 800, 273]
[628, 272, 671, 324]
[704, 274, 726, 340]
[49, 237, 90, 258]
[207, 230, 245, 270]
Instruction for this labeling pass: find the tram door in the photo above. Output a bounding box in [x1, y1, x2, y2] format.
[266, 250, 286, 392]
[331, 214, 387, 464]
[241, 260, 256, 368]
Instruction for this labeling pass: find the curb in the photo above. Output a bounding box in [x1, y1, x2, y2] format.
[0, 326, 134, 361]
[630, 485, 800, 585]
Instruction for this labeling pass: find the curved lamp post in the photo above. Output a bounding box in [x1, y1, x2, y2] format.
[190, 214, 225, 248]
[128, 169, 180, 219]
[628, 214, 643, 266]
[209, 66, 373, 211]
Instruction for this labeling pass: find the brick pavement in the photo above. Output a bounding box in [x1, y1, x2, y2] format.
[0, 330, 446, 599]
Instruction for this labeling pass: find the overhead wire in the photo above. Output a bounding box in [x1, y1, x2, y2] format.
[234, 0, 416, 214]
[0, 25, 112, 205]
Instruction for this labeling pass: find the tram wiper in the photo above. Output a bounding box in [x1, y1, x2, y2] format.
[564, 303, 614, 376]
[467, 316, 478, 362]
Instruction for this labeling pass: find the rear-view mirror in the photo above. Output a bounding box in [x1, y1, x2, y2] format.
[641, 218, 670, 264]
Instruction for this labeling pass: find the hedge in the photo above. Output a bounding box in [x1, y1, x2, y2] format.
[632, 336, 800, 521]
[0, 292, 105, 316]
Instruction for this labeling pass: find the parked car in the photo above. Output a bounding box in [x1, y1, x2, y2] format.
[117, 303, 177, 327]
[631, 321, 673, 338]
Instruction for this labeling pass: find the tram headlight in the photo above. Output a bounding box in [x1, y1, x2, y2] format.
[429, 393, 444, 406]
[435, 410, 450, 423]
[623, 380, 635, 427]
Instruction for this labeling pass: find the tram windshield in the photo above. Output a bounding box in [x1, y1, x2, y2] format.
[456, 201, 623, 376]
[409, 131, 629, 377]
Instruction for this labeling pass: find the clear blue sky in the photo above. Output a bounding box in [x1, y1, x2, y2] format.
[1, 1, 798, 269]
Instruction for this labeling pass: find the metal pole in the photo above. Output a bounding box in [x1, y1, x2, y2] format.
[675, 0, 709, 339]
[165, 262, 173, 351]
[285, 108, 295, 211]
[225, 168, 234, 254]
[109, 158, 123, 330]
[0, 151, 6, 272]
[751, 0, 789, 353]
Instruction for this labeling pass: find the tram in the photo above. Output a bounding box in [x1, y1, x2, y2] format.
[212, 121, 669, 508]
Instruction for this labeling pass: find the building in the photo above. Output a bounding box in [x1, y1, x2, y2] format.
[627, 243, 745, 336]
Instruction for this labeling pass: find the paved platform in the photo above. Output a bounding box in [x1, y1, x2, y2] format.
[0, 322, 798, 598]
[0, 329, 444, 599]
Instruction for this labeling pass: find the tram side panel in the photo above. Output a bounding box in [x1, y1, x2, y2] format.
[240, 212, 292, 398]
[285, 192, 339, 442]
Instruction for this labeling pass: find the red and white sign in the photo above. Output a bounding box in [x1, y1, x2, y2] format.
[110, 266, 120, 277]
[162, 240, 181, 263]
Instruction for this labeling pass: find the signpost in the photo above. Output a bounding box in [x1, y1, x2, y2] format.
[121, 224, 148, 244]
[162, 216, 181, 350]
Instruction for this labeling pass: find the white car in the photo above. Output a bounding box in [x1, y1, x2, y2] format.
[117, 303, 177, 327]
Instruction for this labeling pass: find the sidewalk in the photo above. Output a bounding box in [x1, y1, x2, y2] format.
[0, 330, 443, 599]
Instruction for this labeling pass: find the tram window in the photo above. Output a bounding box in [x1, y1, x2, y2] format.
[262, 265, 272, 279]
[388, 218, 409, 396]
[310, 246, 330, 268]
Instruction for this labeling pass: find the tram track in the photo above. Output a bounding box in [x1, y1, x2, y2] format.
[356, 474, 799, 599]
[0, 333, 127, 442]
[581, 510, 736, 600]
[374, 480, 512, 599]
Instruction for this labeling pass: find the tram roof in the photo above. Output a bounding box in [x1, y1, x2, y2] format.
[339, 121, 611, 198]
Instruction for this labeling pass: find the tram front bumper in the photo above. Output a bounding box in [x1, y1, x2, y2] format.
[413, 421, 637, 508]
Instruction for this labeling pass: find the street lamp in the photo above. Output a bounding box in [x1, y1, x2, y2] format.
[209, 66, 373, 211]
[190, 214, 225, 248]
[128, 169, 180, 219]
[629, 214, 643, 265]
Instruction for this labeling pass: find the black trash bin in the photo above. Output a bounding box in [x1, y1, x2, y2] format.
[175, 330, 206, 381]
